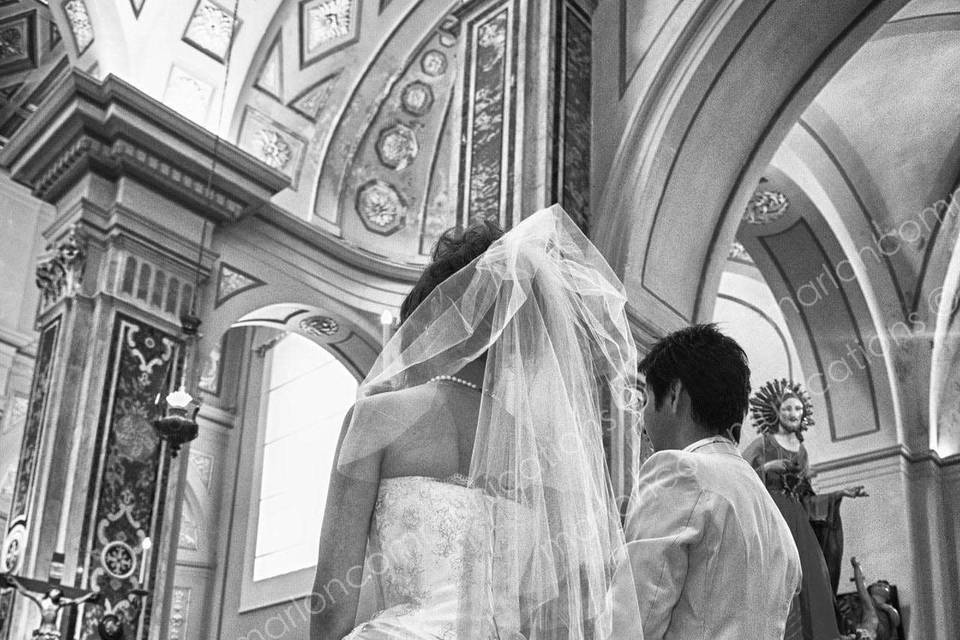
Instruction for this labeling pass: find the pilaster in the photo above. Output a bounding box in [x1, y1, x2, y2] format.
[0, 70, 286, 640]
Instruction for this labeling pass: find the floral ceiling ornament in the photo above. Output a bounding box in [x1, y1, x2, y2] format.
[421, 49, 447, 76]
[63, 0, 94, 55]
[376, 123, 419, 170]
[744, 189, 789, 225]
[401, 81, 434, 116]
[301, 0, 358, 66]
[356, 180, 407, 234]
[183, 0, 239, 62]
[255, 130, 292, 170]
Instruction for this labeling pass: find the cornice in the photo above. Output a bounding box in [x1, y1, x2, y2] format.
[0, 70, 289, 224]
[811, 444, 960, 474]
[253, 203, 424, 284]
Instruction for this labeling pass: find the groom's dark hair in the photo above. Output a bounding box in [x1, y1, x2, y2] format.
[400, 217, 504, 324]
[639, 323, 750, 438]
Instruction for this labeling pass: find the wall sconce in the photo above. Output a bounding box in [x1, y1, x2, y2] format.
[152, 386, 199, 458]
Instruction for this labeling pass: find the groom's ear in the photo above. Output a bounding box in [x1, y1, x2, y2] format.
[667, 379, 683, 415]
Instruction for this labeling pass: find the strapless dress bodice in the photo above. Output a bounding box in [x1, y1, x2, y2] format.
[345, 476, 525, 640]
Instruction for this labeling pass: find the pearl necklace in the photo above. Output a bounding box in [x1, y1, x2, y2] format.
[429, 374, 481, 391]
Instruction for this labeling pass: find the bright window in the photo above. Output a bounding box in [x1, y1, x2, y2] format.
[253, 333, 357, 582]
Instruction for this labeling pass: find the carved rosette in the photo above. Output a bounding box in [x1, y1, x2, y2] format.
[744, 190, 790, 225]
[299, 315, 340, 338]
[376, 123, 419, 170]
[183, 0, 239, 62]
[300, 0, 358, 66]
[401, 81, 434, 116]
[356, 180, 406, 234]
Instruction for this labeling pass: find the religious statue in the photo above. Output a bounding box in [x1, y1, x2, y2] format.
[0, 574, 100, 640]
[742, 379, 868, 640]
[840, 557, 902, 640]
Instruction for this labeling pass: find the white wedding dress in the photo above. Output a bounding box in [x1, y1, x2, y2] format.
[345, 475, 526, 640]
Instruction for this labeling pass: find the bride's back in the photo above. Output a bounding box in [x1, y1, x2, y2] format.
[374, 380, 482, 481]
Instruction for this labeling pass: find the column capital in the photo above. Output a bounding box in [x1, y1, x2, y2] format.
[0, 70, 288, 225]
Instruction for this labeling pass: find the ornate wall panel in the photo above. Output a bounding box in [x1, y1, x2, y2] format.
[182, 0, 240, 63]
[61, 0, 93, 56]
[299, 0, 360, 67]
[0, 10, 38, 75]
[163, 66, 214, 126]
[459, 0, 518, 227]
[288, 71, 338, 121]
[75, 315, 180, 640]
[553, 0, 591, 233]
[0, 317, 60, 572]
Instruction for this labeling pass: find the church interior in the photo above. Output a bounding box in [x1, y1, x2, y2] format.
[0, 0, 958, 638]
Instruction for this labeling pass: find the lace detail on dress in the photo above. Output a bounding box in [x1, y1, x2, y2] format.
[345, 476, 522, 640]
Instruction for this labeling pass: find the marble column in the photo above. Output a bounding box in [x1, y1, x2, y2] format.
[0, 71, 286, 640]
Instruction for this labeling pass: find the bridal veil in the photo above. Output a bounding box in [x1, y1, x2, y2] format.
[337, 205, 644, 639]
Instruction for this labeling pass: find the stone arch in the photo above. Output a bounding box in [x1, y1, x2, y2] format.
[594, 0, 911, 334]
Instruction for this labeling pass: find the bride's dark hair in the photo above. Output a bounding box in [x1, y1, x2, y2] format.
[400, 217, 504, 324]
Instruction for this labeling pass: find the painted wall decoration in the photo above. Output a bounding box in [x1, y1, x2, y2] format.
[76, 315, 179, 640]
[255, 34, 283, 101]
[182, 0, 240, 63]
[288, 71, 339, 121]
[214, 263, 265, 308]
[61, 0, 93, 55]
[237, 107, 306, 186]
[0, 10, 37, 75]
[553, 1, 591, 233]
[163, 66, 214, 126]
[459, 2, 517, 227]
[322, 10, 462, 256]
[300, 0, 360, 67]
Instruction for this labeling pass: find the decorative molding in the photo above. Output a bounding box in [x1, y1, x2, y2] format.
[169, 587, 191, 640]
[0, 83, 22, 102]
[189, 450, 214, 489]
[810, 444, 960, 474]
[183, 0, 240, 63]
[32, 135, 247, 219]
[237, 107, 306, 186]
[48, 20, 61, 49]
[129, 0, 145, 17]
[288, 71, 338, 121]
[255, 34, 283, 101]
[0, 10, 38, 75]
[163, 65, 214, 125]
[215, 263, 265, 308]
[299, 0, 360, 68]
[62, 0, 93, 55]
[744, 189, 790, 225]
[356, 179, 406, 234]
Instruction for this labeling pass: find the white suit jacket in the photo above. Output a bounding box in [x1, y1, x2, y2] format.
[623, 437, 801, 640]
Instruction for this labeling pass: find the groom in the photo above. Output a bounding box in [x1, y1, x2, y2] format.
[624, 324, 800, 639]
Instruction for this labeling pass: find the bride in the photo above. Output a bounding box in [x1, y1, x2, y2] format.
[310, 206, 644, 640]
